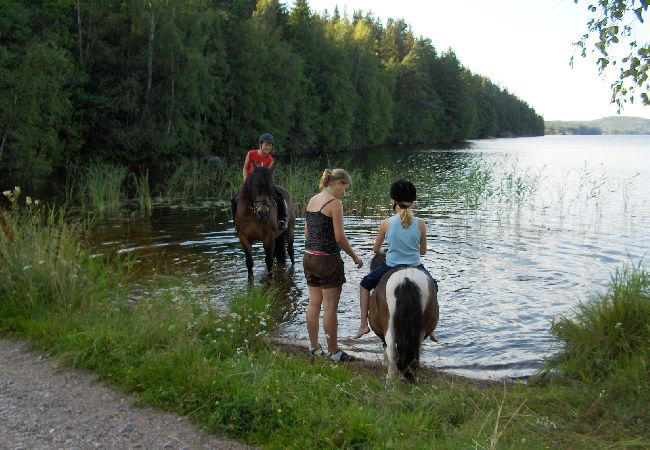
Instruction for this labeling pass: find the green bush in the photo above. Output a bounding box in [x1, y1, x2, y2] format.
[549, 262, 650, 388]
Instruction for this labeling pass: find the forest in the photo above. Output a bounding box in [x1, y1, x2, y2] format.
[0, 0, 544, 189]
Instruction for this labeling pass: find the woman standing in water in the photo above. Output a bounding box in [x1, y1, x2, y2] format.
[304, 168, 363, 362]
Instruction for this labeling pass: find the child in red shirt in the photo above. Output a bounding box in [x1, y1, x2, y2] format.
[231, 133, 287, 230]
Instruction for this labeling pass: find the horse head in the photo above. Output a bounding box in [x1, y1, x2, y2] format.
[244, 165, 275, 222]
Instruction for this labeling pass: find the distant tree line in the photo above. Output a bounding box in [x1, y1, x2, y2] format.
[0, 0, 544, 188]
[545, 116, 650, 135]
[545, 125, 602, 135]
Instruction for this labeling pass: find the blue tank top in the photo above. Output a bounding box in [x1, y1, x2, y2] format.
[386, 214, 421, 267]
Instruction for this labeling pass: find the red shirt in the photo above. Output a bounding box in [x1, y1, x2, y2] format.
[245, 149, 274, 178]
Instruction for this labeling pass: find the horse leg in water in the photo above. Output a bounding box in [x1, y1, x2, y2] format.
[273, 231, 289, 264]
[238, 235, 255, 278]
[263, 235, 275, 273]
[286, 220, 295, 265]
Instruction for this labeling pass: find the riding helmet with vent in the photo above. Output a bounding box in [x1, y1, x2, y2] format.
[389, 179, 417, 202]
[258, 133, 274, 144]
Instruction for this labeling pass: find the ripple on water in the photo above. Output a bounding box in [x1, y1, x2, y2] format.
[89, 136, 650, 379]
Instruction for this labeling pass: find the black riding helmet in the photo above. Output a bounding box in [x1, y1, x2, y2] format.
[389, 179, 417, 203]
[259, 133, 274, 144]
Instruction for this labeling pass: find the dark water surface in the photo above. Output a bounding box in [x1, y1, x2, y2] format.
[91, 135, 650, 379]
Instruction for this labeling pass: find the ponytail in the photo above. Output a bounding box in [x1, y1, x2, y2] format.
[319, 169, 332, 191]
[396, 201, 413, 228]
[319, 168, 352, 191]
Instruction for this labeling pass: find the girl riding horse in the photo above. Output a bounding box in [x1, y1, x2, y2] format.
[354, 179, 439, 381]
[233, 164, 295, 278]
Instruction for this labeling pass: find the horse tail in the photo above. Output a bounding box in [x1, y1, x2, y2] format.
[393, 276, 423, 382]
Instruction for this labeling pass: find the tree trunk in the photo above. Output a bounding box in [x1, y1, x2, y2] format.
[167, 5, 175, 135]
[76, 0, 83, 67]
[0, 132, 7, 161]
[146, 3, 157, 105]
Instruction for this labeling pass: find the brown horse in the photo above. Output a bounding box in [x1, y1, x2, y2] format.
[233, 165, 295, 278]
[368, 253, 439, 382]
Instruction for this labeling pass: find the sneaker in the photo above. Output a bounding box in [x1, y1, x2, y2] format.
[307, 344, 324, 357]
[329, 349, 356, 362]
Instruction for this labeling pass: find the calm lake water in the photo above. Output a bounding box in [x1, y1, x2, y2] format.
[91, 135, 650, 379]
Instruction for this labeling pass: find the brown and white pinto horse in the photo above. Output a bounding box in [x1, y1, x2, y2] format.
[368, 253, 439, 382]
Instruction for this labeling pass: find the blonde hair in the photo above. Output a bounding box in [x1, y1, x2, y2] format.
[319, 168, 351, 191]
[395, 201, 414, 228]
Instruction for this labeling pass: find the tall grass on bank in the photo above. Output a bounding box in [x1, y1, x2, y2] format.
[57, 157, 549, 218]
[2, 197, 649, 447]
[549, 262, 650, 395]
[81, 163, 128, 215]
[163, 159, 240, 200]
[274, 161, 321, 216]
[0, 204, 128, 323]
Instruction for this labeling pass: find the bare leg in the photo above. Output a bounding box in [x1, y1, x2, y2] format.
[306, 286, 323, 350]
[322, 286, 342, 354]
[353, 287, 371, 339]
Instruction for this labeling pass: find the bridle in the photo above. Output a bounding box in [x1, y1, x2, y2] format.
[250, 198, 272, 219]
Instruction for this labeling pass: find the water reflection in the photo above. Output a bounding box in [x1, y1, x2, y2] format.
[90, 135, 650, 380]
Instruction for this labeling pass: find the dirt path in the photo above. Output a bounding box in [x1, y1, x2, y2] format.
[0, 339, 253, 450]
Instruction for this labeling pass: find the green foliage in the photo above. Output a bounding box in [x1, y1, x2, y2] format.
[274, 159, 321, 215]
[0, 0, 545, 193]
[573, 0, 650, 109]
[0, 202, 126, 322]
[549, 262, 650, 385]
[545, 116, 650, 135]
[162, 159, 240, 200]
[132, 169, 152, 215]
[1, 208, 649, 447]
[81, 163, 128, 216]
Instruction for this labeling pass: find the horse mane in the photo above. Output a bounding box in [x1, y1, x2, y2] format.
[242, 166, 274, 202]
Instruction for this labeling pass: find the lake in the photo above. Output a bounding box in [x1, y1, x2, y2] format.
[90, 135, 650, 379]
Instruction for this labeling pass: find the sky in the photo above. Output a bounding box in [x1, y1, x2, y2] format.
[294, 0, 650, 121]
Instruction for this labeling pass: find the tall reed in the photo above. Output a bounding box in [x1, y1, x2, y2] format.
[133, 170, 153, 215]
[274, 161, 321, 216]
[82, 163, 128, 215]
[0, 202, 127, 321]
[163, 159, 240, 200]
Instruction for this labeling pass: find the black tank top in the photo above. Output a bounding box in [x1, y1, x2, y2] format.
[304, 198, 339, 254]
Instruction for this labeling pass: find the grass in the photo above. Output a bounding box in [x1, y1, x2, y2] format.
[162, 159, 240, 201]
[1, 202, 649, 448]
[81, 163, 128, 216]
[548, 261, 650, 415]
[273, 160, 322, 216]
[132, 170, 153, 215]
[53, 154, 551, 221]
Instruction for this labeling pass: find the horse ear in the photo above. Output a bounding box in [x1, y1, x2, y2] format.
[251, 160, 260, 170]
